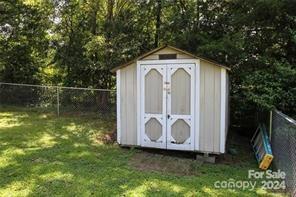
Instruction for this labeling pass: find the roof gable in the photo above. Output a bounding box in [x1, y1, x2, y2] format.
[111, 45, 230, 72]
[141, 46, 192, 60]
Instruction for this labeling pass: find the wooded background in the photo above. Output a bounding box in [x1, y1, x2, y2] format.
[0, 0, 295, 131]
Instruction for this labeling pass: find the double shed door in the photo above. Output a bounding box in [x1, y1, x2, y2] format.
[140, 63, 195, 151]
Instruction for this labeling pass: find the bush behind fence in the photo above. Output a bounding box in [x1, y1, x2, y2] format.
[0, 82, 116, 116]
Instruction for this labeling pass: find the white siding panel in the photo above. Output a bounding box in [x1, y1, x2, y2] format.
[199, 60, 221, 153]
[214, 68, 221, 152]
[120, 63, 137, 145]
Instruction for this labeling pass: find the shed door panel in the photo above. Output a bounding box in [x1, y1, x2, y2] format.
[140, 65, 166, 149]
[171, 68, 191, 114]
[145, 69, 163, 113]
[167, 64, 195, 150]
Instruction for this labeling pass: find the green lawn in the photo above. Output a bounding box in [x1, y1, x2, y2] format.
[0, 109, 284, 196]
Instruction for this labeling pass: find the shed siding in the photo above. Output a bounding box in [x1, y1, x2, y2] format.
[142, 47, 192, 60]
[120, 63, 137, 145]
[199, 60, 221, 153]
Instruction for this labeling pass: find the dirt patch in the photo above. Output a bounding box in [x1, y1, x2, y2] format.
[95, 124, 117, 144]
[129, 151, 203, 176]
[95, 131, 116, 144]
[129, 133, 256, 175]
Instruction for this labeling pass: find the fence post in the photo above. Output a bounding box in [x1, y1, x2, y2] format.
[57, 86, 60, 117]
[269, 110, 272, 140]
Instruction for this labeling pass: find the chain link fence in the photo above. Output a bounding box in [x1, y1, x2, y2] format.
[0, 82, 116, 117]
[271, 110, 296, 196]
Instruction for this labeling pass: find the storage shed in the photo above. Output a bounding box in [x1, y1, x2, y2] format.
[112, 45, 230, 154]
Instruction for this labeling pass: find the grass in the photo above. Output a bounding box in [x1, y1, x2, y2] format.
[0, 108, 285, 196]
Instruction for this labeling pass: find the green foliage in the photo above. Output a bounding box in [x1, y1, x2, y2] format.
[0, 0, 295, 123]
[0, 0, 50, 84]
[241, 60, 296, 116]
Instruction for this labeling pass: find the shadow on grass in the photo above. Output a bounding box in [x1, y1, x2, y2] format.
[0, 109, 271, 196]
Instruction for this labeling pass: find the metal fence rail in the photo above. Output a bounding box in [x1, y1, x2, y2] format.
[0, 82, 116, 117]
[271, 110, 296, 196]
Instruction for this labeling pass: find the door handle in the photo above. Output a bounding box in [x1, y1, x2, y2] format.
[167, 114, 170, 119]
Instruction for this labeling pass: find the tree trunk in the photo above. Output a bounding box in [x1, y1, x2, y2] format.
[154, 0, 162, 48]
[106, 0, 114, 44]
[105, 0, 114, 70]
[90, 1, 99, 35]
[195, 0, 200, 30]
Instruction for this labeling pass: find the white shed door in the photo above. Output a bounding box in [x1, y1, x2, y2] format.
[140, 65, 167, 149]
[140, 64, 195, 151]
[166, 64, 195, 150]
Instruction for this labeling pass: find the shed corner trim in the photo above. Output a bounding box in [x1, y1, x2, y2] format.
[116, 70, 121, 144]
[220, 68, 227, 153]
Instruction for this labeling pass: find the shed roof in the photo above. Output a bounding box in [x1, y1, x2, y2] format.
[111, 45, 230, 72]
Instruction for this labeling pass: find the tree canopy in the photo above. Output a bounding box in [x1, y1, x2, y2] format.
[0, 0, 295, 125]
